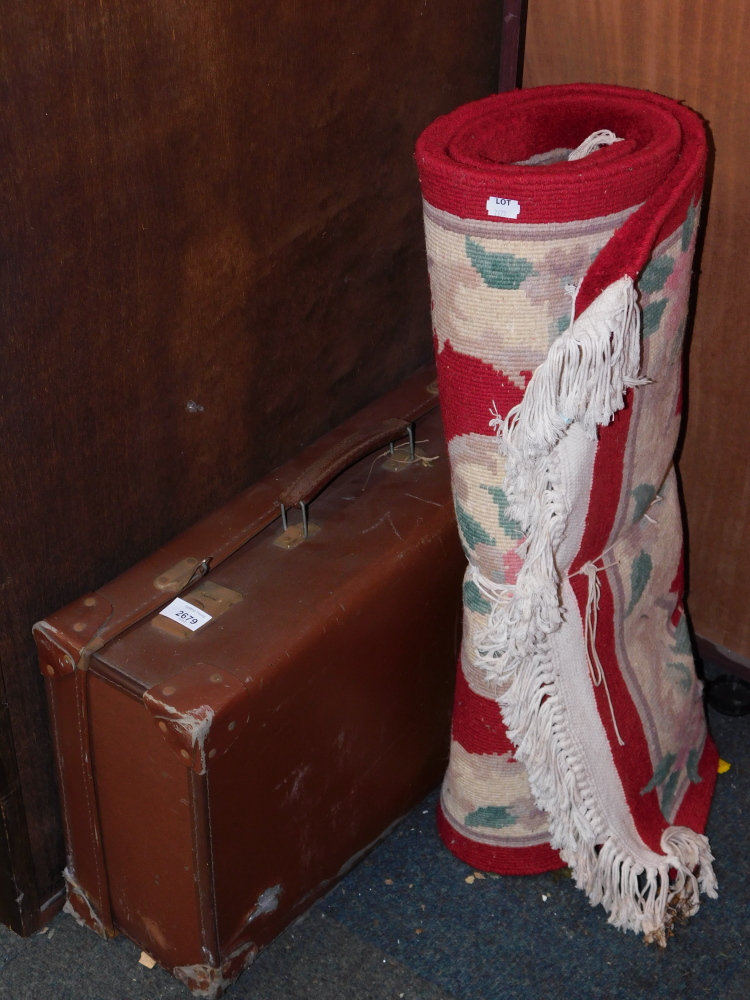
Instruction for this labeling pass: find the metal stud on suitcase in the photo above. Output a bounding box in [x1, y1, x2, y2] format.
[33, 367, 464, 997]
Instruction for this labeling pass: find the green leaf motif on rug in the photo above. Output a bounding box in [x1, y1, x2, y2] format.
[642, 299, 668, 338]
[640, 752, 677, 796]
[640, 255, 675, 294]
[667, 661, 693, 693]
[463, 579, 492, 615]
[672, 615, 692, 656]
[686, 747, 703, 784]
[455, 500, 495, 550]
[626, 550, 652, 616]
[639, 746, 702, 818]
[660, 770, 680, 820]
[481, 485, 524, 539]
[682, 201, 697, 252]
[465, 805, 516, 829]
[465, 237, 535, 290]
[631, 483, 656, 524]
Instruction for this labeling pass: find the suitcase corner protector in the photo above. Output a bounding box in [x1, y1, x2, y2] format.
[143, 663, 251, 774]
[62, 868, 114, 939]
[33, 592, 114, 675]
[172, 939, 258, 999]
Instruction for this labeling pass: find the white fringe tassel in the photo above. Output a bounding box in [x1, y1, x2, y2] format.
[470, 275, 717, 943]
[568, 129, 624, 161]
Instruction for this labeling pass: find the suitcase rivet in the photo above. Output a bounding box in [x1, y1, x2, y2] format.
[162, 685, 176, 696]
[180, 750, 190, 760]
[83, 597, 97, 607]
[210, 673, 223, 684]
[228, 721, 236, 731]
[208, 749, 217, 759]
[44, 664, 55, 676]
[158, 722, 168, 732]
[72, 622, 86, 633]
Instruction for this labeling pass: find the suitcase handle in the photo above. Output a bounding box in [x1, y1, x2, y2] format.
[278, 416, 414, 536]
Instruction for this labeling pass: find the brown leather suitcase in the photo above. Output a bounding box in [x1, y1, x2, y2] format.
[32, 367, 463, 997]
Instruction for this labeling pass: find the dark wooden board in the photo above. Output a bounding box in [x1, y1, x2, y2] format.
[0, 1, 501, 932]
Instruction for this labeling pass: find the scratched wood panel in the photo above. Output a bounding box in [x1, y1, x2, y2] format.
[524, 0, 750, 658]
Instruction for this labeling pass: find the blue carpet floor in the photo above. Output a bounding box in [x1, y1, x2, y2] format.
[1, 702, 747, 999]
[318, 702, 748, 1000]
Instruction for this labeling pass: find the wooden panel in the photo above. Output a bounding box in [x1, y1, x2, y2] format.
[0, 664, 38, 935]
[524, 0, 750, 659]
[0, 1, 501, 930]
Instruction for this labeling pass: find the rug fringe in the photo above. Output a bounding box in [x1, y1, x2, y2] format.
[469, 277, 717, 941]
[476, 277, 644, 670]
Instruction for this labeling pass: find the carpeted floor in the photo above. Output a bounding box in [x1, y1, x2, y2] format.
[1, 696, 747, 1000]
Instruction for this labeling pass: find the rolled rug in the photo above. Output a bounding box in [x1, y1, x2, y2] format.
[415, 84, 718, 944]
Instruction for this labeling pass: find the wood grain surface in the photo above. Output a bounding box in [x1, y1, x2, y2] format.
[524, 0, 750, 659]
[0, 1, 501, 932]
